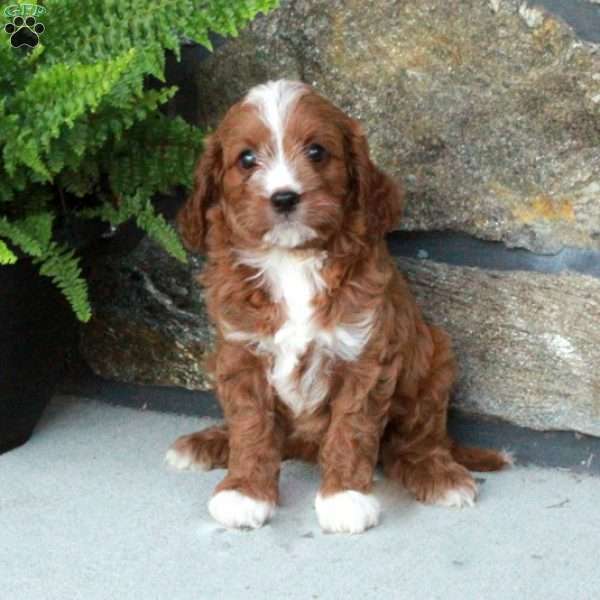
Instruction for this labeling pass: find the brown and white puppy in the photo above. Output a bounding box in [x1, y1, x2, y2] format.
[166, 80, 510, 534]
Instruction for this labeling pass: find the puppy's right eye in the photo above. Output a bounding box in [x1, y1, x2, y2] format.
[238, 149, 257, 170]
[306, 143, 326, 163]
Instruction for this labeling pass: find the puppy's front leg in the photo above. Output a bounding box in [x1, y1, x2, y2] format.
[316, 375, 385, 534]
[208, 345, 283, 530]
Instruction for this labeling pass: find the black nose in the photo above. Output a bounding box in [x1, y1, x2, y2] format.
[271, 190, 300, 213]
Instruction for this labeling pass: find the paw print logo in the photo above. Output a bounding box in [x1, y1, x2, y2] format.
[4, 15, 44, 48]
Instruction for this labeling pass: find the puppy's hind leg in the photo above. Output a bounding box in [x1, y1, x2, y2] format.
[381, 326, 509, 507]
[165, 425, 229, 471]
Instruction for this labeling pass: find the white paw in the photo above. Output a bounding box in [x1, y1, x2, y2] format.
[164, 447, 209, 471]
[315, 490, 381, 534]
[433, 485, 478, 508]
[500, 449, 515, 466]
[208, 490, 275, 529]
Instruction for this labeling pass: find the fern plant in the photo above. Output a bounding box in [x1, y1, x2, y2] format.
[0, 0, 278, 321]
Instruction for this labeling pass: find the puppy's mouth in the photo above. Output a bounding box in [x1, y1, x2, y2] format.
[262, 214, 318, 249]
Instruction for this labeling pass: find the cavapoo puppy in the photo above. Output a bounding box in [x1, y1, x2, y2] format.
[166, 80, 510, 534]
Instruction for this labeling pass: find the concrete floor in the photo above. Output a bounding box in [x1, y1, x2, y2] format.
[1, 396, 599, 600]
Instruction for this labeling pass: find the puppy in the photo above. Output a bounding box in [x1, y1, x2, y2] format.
[166, 80, 510, 533]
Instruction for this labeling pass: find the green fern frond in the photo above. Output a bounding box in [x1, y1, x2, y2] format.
[104, 114, 203, 197]
[134, 199, 187, 263]
[17, 213, 54, 249]
[50, 87, 180, 193]
[0, 240, 17, 265]
[0, 213, 91, 320]
[0, 214, 52, 258]
[79, 192, 187, 263]
[4, 49, 139, 179]
[34, 243, 91, 322]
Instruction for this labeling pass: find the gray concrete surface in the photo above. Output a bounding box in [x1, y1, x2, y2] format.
[1, 396, 599, 600]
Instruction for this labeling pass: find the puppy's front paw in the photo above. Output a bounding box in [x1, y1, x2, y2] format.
[315, 490, 380, 534]
[208, 490, 275, 530]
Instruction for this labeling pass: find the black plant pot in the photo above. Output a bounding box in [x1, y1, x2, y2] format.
[0, 258, 78, 454]
[0, 213, 154, 455]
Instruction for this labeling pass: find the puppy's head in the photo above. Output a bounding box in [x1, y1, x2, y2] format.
[178, 80, 402, 252]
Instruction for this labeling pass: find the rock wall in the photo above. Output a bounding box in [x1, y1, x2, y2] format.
[401, 258, 600, 435]
[82, 241, 214, 392]
[81, 0, 600, 435]
[190, 0, 600, 255]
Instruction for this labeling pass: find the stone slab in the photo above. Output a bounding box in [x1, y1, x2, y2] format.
[80, 237, 600, 436]
[190, 0, 600, 254]
[400, 257, 600, 435]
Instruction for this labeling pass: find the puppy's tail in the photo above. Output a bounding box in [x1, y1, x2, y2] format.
[450, 442, 513, 472]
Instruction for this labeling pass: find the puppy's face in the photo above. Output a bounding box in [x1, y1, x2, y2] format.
[219, 81, 352, 248]
[179, 80, 402, 252]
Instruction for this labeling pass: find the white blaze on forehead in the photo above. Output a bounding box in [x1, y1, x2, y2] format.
[244, 80, 306, 196]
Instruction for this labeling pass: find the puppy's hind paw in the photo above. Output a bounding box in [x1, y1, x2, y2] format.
[164, 427, 229, 471]
[432, 484, 478, 508]
[164, 446, 210, 472]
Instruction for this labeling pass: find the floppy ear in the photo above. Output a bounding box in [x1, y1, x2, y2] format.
[347, 119, 403, 238]
[177, 134, 222, 253]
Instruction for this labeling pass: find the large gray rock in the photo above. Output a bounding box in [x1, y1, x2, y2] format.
[81, 236, 600, 436]
[400, 258, 600, 436]
[81, 239, 214, 391]
[192, 0, 600, 254]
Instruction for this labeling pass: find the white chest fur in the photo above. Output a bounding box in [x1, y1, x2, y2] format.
[229, 249, 374, 415]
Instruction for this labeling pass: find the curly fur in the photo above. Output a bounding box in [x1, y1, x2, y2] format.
[168, 80, 509, 533]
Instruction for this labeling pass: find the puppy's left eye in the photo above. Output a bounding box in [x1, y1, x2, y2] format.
[238, 149, 257, 170]
[306, 143, 327, 163]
